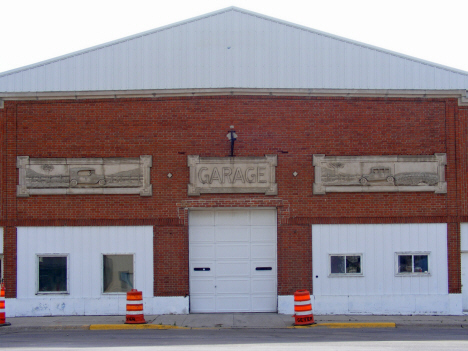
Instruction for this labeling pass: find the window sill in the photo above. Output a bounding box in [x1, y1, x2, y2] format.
[328, 274, 364, 278]
[36, 292, 70, 295]
[102, 292, 130, 295]
[395, 273, 431, 277]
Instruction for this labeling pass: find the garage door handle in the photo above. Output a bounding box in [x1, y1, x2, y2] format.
[256, 267, 272, 271]
[194, 268, 210, 271]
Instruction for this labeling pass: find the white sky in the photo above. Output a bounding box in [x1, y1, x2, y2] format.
[1, 0, 467, 74]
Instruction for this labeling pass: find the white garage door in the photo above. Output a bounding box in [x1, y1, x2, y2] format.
[189, 209, 277, 313]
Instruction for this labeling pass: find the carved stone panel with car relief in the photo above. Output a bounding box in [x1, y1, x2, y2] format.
[313, 154, 446, 194]
[17, 156, 152, 196]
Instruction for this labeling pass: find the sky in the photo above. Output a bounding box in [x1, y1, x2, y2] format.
[1, 0, 467, 74]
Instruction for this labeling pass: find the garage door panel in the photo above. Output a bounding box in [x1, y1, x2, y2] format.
[250, 210, 277, 225]
[190, 244, 215, 260]
[216, 227, 250, 242]
[190, 211, 215, 226]
[251, 278, 276, 293]
[190, 278, 216, 294]
[251, 243, 276, 259]
[216, 279, 250, 294]
[251, 226, 277, 242]
[252, 296, 277, 311]
[216, 244, 250, 259]
[189, 226, 215, 242]
[216, 296, 250, 311]
[190, 296, 216, 313]
[217, 261, 250, 276]
[215, 210, 250, 225]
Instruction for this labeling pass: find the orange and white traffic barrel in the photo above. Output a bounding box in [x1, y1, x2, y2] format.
[125, 289, 146, 324]
[0, 283, 7, 326]
[293, 289, 315, 325]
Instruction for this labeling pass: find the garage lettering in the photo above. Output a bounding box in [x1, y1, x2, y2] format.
[198, 166, 268, 184]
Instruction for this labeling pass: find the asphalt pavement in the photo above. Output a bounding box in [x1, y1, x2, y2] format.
[1, 313, 467, 331]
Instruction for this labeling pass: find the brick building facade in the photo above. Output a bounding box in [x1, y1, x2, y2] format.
[1, 8, 468, 315]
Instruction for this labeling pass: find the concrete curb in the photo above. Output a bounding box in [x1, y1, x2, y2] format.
[0, 325, 90, 330]
[90, 324, 189, 330]
[289, 322, 396, 329]
[88, 322, 396, 330]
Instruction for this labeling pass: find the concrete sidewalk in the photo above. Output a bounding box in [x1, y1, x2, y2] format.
[1, 314, 467, 331]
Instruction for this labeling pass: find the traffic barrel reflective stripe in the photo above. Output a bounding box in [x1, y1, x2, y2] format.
[295, 304, 312, 312]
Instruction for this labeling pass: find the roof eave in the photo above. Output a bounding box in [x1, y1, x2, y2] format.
[1, 88, 467, 106]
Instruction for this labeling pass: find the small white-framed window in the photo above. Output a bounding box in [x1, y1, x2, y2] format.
[396, 252, 430, 275]
[329, 254, 363, 276]
[36, 254, 69, 294]
[102, 254, 134, 294]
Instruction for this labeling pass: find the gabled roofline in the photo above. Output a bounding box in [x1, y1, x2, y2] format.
[1, 6, 468, 79]
[236, 7, 468, 77]
[0, 7, 237, 77]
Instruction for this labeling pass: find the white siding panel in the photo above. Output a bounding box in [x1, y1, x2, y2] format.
[312, 223, 447, 297]
[0, 227, 3, 254]
[17, 226, 153, 299]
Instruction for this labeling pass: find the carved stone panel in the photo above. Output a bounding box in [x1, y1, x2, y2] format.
[187, 155, 277, 196]
[313, 154, 447, 194]
[17, 156, 152, 197]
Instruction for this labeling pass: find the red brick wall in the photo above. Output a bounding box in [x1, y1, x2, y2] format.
[458, 107, 468, 218]
[154, 226, 188, 296]
[0, 95, 464, 297]
[278, 225, 312, 295]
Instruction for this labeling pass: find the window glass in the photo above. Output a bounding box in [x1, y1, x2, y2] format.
[346, 256, 361, 274]
[38, 256, 67, 292]
[414, 255, 428, 273]
[330, 256, 345, 273]
[103, 254, 134, 293]
[398, 254, 429, 274]
[330, 255, 362, 275]
[398, 255, 413, 273]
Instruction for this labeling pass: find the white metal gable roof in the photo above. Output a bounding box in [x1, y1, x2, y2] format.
[1, 7, 468, 94]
